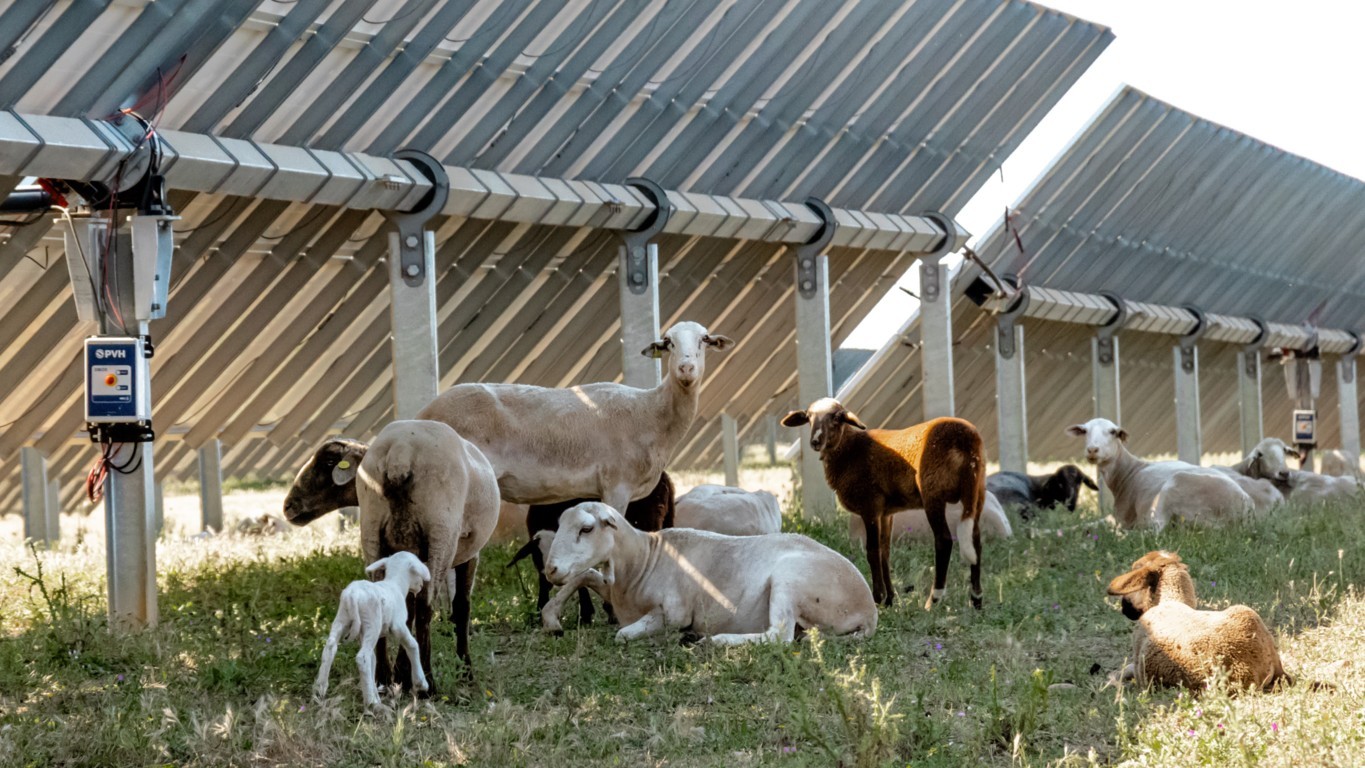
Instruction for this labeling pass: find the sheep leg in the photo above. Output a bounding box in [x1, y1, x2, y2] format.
[968, 518, 984, 610]
[541, 569, 606, 634]
[313, 614, 348, 700]
[393, 593, 418, 692]
[452, 558, 476, 679]
[877, 515, 895, 609]
[923, 500, 952, 610]
[711, 582, 797, 646]
[530, 546, 553, 612]
[615, 610, 665, 643]
[860, 515, 886, 606]
[576, 587, 596, 626]
[356, 620, 386, 711]
[373, 637, 392, 687]
[391, 625, 429, 695]
[412, 588, 435, 696]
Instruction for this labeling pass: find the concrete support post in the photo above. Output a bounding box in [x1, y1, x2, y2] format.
[105, 440, 157, 630]
[385, 150, 448, 419]
[919, 260, 955, 420]
[721, 413, 740, 487]
[1174, 309, 1206, 465]
[21, 447, 58, 546]
[198, 440, 224, 533]
[1339, 351, 1360, 469]
[619, 179, 671, 388]
[1238, 337, 1265, 456]
[793, 199, 839, 520]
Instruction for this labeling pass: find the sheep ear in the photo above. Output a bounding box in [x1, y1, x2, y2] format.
[841, 410, 868, 430]
[702, 334, 735, 351]
[1065, 424, 1087, 436]
[1106, 567, 1154, 596]
[1081, 472, 1099, 490]
[641, 340, 669, 359]
[365, 557, 389, 578]
[1286, 446, 1302, 459]
[781, 410, 810, 427]
[595, 507, 618, 529]
[1116, 429, 1129, 443]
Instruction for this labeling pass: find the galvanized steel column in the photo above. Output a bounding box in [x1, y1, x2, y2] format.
[617, 179, 670, 389]
[1091, 294, 1125, 513]
[721, 413, 740, 487]
[920, 260, 955, 420]
[21, 446, 57, 546]
[1174, 309, 1206, 465]
[766, 416, 778, 465]
[385, 150, 449, 419]
[105, 440, 157, 630]
[794, 199, 838, 520]
[1339, 338, 1361, 468]
[1238, 320, 1267, 456]
[153, 481, 164, 537]
[994, 288, 1029, 473]
[198, 440, 224, 533]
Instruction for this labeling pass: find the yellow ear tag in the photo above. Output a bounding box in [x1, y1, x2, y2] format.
[337, 460, 350, 469]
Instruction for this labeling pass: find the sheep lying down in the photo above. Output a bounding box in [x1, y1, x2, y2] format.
[544, 503, 876, 645]
[847, 490, 1013, 545]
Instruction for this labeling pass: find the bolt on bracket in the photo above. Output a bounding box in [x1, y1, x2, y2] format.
[619, 177, 672, 295]
[385, 149, 449, 287]
[1177, 306, 1207, 374]
[1094, 291, 1128, 367]
[995, 275, 1029, 360]
[795, 197, 835, 300]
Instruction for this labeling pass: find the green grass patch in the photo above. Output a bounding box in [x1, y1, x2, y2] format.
[1, 495, 1363, 766]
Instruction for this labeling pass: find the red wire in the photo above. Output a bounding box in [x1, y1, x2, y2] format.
[85, 446, 110, 504]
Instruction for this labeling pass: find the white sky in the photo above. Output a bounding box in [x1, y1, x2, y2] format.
[843, 0, 1365, 349]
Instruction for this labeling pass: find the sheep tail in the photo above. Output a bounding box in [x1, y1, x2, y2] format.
[507, 538, 540, 569]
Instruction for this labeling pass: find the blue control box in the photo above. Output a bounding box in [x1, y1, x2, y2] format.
[85, 337, 150, 423]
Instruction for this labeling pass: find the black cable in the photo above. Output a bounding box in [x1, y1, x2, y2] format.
[518, 0, 602, 62]
[173, 205, 236, 235]
[362, 1, 427, 25]
[259, 206, 330, 240]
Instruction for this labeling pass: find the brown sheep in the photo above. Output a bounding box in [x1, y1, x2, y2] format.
[1106, 551, 1290, 691]
[782, 398, 987, 610]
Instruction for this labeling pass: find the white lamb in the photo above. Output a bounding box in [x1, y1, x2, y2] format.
[847, 490, 1013, 544]
[314, 551, 431, 710]
[543, 502, 876, 645]
[673, 485, 782, 536]
[1067, 419, 1252, 531]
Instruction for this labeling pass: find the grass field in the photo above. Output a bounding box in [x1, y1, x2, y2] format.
[0, 468, 1363, 767]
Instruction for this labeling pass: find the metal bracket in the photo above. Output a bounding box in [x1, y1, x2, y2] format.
[1177, 305, 1206, 374]
[385, 149, 450, 287]
[1242, 316, 1267, 378]
[995, 275, 1029, 360]
[795, 197, 836, 300]
[1094, 291, 1127, 367]
[918, 210, 960, 304]
[620, 177, 672, 295]
[921, 210, 961, 259]
[1342, 331, 1361, 383]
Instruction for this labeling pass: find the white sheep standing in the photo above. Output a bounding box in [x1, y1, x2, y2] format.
[314, 551, 432, 710]
[673, 485, 782, 536]
[543, 502, 876, 644]
[1066, 419, 1252, 531]
[415, 321, 733, 512]
[848, 490, 1013, 544]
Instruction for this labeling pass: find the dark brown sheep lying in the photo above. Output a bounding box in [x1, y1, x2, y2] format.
[509, 472, 675, 626]
[782, 398, 987, 610]
[986, 465, 1098, 520]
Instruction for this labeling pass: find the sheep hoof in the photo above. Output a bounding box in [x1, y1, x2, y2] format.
[902, 583, 915, 594]
[678, 631, 705, 647]
[971, 593, 983, 610]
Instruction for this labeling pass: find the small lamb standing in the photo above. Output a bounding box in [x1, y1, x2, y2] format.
[315, 551, 432, 710]
[1106, 551, 1290, 691]
[1066, 419, 1252, 530]
[673, 484, 782, 536]
[782, 398, 986, 609]
[987, 465, 1098, 520]
[543, 502, 876, 644]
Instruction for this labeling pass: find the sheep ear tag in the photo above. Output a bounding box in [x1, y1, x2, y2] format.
[332, 459, 358, 486]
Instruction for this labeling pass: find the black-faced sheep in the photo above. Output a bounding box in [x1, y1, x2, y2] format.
[1106, 551, 1289, 691]
[782, 398, 987, 610]
[543, 502, 876, 645]
[986, 465, 1098, 520]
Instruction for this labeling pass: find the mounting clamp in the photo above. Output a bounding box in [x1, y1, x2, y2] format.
[1094, 291, 1128, 367]
[385, 149, 449, 287]
[995, 275, 1030, 360]
[620, 177, 672, 295]
[795, 197, 836, 300]
[1177, 306, 1207, 374]
[1242, 316, 1268, 378]
[918, 210, 960, 303]
[1343, 331, 1361, 384]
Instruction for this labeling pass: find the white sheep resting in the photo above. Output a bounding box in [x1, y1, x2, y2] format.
[351, 420, 500, 681]
[315, 551, 432, 709]
[1319, 449, 1361, 478]
[673, 485, 782, 536]
[847, 490, 1013, 543]
[1067, 419, 1251, 530]
[543, 502, 876, 645]
[415, 321, 732, 512]
[1284, 470, 1361, 504]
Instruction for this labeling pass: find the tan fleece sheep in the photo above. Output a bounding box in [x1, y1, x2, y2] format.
[1106, 551, 1289, 692]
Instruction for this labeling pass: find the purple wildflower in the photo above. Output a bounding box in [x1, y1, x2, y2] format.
[116, 674, 124, 683]
[1272, 722, 1279, 733]
[935, 643, 942, 651]
[782, 746, 796, 754]
[1187, 729, 1196, 737]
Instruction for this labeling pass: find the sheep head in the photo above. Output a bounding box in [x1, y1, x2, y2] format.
[1040, 464, 1099, 511]
[782, 397, 868, 453]
[545, 502, 620, 586]
[1244, 438, 1299, 483]
[1106, 550, 1194, 620]
[641, 321, 734, 389]
[283, 438, 368, 525]
[365, 551, 432, 595]
[1066, 419, 1128, 466]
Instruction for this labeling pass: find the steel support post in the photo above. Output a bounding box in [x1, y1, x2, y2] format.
[766, 416, 778, 464]
[794, 199, 838, 520]
[619, 178, 670, 388]
[153, 481, 164, 537]
[1238, 319, 1267, 456]
[105, 439, 157, 630]
[1339, 334, 1361, 470]
[385, 150, 449, 419]
[1174, 308, 1206, 465]
[198, 440, 224, 533]
[21, 446, 57, 546]
[721, 413, 740, 487]
[994, 287, 1030, 473]
[1091, 294, 1126, 514]
[919, 260, 955, 420]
